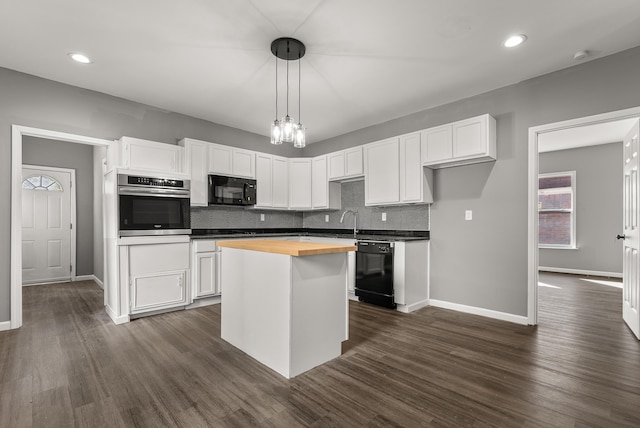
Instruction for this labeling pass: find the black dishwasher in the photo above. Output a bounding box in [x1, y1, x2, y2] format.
[355, 241, 396, 309]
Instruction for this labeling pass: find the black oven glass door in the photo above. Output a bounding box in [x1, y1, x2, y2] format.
[119, 194, 190, 234]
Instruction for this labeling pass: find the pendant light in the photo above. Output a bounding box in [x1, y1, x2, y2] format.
[270, 38, 306, 148]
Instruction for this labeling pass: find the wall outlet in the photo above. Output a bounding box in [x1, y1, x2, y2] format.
[325, 214, 330, 222]
[465, 210, 472, 221]
[381, 212, 387, 221]
[260, 213, 265, 222]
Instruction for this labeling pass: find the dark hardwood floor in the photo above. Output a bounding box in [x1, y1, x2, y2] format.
[1, 273, 639, 427]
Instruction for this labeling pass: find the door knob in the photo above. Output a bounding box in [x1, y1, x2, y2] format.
[617, 234, 626, 240]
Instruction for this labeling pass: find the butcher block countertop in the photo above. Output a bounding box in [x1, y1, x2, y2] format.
[217, 239, 357, 257]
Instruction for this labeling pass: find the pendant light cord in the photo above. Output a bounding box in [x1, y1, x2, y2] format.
[286, 46, 290, 116]
[298, 53, 301, 123]
[274, 52, 278, 118]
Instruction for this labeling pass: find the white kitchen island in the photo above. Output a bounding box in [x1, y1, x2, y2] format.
[217, 239, 356, 379]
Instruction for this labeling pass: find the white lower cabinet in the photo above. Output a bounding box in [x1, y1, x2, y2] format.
[393, 240, 430, 313]
[124, 240, 190, 315]
[192, 240, 220, 299]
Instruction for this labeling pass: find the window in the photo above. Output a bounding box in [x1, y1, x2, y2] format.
[538, 171, 576, 248]
[22, 175, 63, 192]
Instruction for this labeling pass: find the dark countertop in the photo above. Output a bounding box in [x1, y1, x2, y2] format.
[191, 228, 429, 242]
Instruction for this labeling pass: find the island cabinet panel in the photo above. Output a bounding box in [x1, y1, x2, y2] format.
[220, 243, 349, 379]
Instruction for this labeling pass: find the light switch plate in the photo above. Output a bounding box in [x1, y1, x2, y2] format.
[382, 213, 387, 221]
[260, 213, 265, 222]
[325, 214, 329, 222]
[465, 210, 472, 221]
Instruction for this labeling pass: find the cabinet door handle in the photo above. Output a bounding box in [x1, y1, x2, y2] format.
[617, 234, 626, 240]
[177, 277, 183, 287]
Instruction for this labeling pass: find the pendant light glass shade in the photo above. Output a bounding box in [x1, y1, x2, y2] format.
[294, 123, 305, 148]
[270, 119, 282, 145]
[281, 115, 296, 143]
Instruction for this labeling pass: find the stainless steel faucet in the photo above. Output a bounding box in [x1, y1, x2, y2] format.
[340, 209, 358, 237]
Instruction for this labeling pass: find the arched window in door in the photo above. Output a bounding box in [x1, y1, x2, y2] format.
[22, 175, 63, 191]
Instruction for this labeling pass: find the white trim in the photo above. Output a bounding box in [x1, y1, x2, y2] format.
[528, 106, 640, 327]
[396, 299, 429, 313]
[539, 267, 622, 278]
[11, 125, 112, 330]
[186, 295, 221, 309]
[76, 274, 105, 288]
[105, 305, 129, 325]
[0, 321, 11, 332]
[429, 299, 529, 325]
[23, 164, 77, 282]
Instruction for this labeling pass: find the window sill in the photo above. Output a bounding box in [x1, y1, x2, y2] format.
[539, 245, 578, 250]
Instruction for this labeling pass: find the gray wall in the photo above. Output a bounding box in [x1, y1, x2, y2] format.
[304, 47, 640, 317]
[22, 137, 94, 277]
[303, 180, 429, 230]
[3, 47, 640, 322]
[0, 66, 299, 322]
[539, 143, 622, 274]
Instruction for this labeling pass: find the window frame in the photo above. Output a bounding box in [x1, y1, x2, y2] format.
[538, 170, 577, 249]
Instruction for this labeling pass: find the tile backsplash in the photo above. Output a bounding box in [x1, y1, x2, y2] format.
[303, 180, 429, 230]
[191, 180, 429, 231]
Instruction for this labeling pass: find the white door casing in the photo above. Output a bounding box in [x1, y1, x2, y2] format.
[622, 120, 640, 339]
[21, 166, 75, 285]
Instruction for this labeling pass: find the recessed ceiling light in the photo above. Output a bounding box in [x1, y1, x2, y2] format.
[504, 34, 527, 48]
[68, 53, 92, 64]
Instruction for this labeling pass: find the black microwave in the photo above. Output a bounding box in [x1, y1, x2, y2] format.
[208, 175, 257, 206]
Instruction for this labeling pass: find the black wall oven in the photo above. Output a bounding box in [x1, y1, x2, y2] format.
[118, 174, 191, 236]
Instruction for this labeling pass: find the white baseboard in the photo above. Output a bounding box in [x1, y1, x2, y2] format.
[105, 305, 129, 325]
[397, 299, 429, 314]
[74, 274, 104, 288]
[0, 321, 11, 332]
[186, 295, 221, 309]
[429, 299, 529, 325]
[539, 266, 622, 278]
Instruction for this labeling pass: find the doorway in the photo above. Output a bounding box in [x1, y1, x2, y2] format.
[21, 165, 76, 285]
[10, 125, 112, 329]
[528, 107, 640, 328]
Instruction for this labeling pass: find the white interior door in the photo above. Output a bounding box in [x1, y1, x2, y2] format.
[622, 120, 640, 339]
[22, 166, 73, 285]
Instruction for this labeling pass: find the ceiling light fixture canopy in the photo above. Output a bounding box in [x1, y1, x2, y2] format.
[270, 37, 306, 148]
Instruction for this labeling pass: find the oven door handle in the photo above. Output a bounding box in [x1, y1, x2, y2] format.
[118, 187, 190, 198]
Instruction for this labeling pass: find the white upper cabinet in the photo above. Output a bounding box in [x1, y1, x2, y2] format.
[328, 147, 364, 181]
[255, 153, 289, 209]
[179, 138, 208, 206]
[364, 138, 400, 205]
[400, 132, 433, 204]
[117, 136, 185, 174]
[312, 155, 341, 209]
[289, 158, 312, 210]
[422, 114, 496, 168]
[208, 143, 255, 178]
[365, 134, 432, 206]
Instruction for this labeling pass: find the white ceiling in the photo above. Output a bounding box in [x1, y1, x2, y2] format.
[2, 0, 640, 144]
[538, 118, 638, 153]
